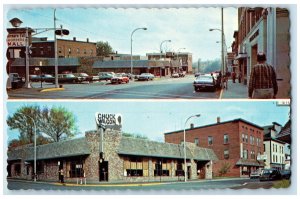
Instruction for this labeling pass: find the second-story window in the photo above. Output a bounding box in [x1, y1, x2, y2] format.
[224, 134, 229, 144]
[224, 149, 229, 159]
[68, 48, 72, 54]
[194, 138, 199, 146]
[208, 136, 213, 145]
[243, 149, 248, 159]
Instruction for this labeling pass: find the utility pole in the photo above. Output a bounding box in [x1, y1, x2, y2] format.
[54, 9, 59, 88]
[221, 8, 224, 75]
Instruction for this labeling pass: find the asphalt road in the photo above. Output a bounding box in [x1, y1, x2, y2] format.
[7, 76, 221, 99]
[6, 178, 276, 193]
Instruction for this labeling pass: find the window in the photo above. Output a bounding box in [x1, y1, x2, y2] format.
[36, 161, 44, 174]
[224, 149, 229, 159]
[68, 48, 72, 54]
[90, 49, 93, 55]
[242, 134, 245, 142]
[47, 46, 51, 52]
[250, 151, 255, 159]
[154, 159, 170, 176]
[250, 135, 253, 145]
[194, 138, 199, 146]
[84, 49, 87, 54]
[245, 135, 248, 143]
[208, 136, 213, 145]
[224, 134, 229, 144]
[58, 47, 62, 53]
[77, 48, 80, 54]
[69, 160, 84, 178]
[124, 157, 145, 177]
[264, 144, 266, 152]
[40, 47, 44, 55]
[175, 160, 184, 176]
[243, 149, 248, 159]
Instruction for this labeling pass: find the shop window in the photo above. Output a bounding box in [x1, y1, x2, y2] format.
[58, 47, 62, 53]
[208, 136, 213, 145]
[224, 134, 229, 144]
[154, 159, 170, 176]
[37, 161, 44, 174]
[124, 157, 145, 177]
[175, 160, 184, 176]
[224, 149, 229, 159]
[14, 164, 21, 175]
[69, 160, 84, 178]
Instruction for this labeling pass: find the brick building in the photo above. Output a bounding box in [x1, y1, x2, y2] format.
[233, 8, 290, 98]
[7, 129, 217, 183]
[164, 118, 265, 178]
[31, 37, 96, 58]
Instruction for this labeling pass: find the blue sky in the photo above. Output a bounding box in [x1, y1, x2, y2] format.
[5, 101, 290, 143]
[5, 6, 238, 61]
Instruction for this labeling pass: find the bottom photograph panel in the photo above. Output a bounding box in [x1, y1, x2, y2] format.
[5, 100, 291, 191]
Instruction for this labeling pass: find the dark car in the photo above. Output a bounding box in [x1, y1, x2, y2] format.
[29, 75, 40, 82]
[259, 169, 282, 181]
[138, 73, 155, 81]
[57, 74, 81, 83]
[98, 72, 115, 81]
[280, 170, 291, 180]
[193, 75, 216, 92]
[111, 73, 129, 84]
[194, 73, 205, 77]
[73, 73, 99, 83]
[7, 73, 25, 89]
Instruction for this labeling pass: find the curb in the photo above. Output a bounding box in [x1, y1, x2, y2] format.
[40, 88, 65, 92]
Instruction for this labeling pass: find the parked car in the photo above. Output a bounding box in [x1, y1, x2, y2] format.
[193, 75, 216, 92]
[40, 74, 55, 83]
[7, 73, 25, 89]
[138, 73, 155, 81]
[280, 170, 291, 180]
[194, 72, 205, 77]
[171, 73, 180, 78]
[250, 169, 261, 179]
[259, 169, 282, 181]
[178, 71, 186, 77]
[124, 73, 134, 80]
[98, 72, 115, 81]
[57, 74, 81, 83]
[111, 73, 129, 84]
[73, 73, 99, 83]
[29, 75, 40, 82]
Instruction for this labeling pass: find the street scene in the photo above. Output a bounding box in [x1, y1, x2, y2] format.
[5, 101, 291, 192]
[5, 7, 291, 99]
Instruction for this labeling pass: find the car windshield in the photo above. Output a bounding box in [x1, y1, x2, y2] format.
[44, 75, 53, 77]
[262, 170, 272, 174]
[80, 73, 88, 77]
[66, 74, 75, 77]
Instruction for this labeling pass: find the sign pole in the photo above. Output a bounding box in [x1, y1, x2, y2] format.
[25, 27, 31, 88]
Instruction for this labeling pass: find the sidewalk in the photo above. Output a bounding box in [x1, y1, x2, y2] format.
[220, 79, 248, 99]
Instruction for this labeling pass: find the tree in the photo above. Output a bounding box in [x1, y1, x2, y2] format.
[40, 106, 78, 142]
[96, 41, 114, 56]
[7, 105, 42, 144]
[122, 132, 148, 140]
[218, 162, 231, 176]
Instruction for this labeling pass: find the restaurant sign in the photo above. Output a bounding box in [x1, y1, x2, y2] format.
[95, 112, 122, 128]
[7, 33, 26, 47]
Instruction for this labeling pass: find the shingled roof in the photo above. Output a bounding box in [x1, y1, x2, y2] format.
[117, 136, 218, 161]
[7, 138, 91, 161]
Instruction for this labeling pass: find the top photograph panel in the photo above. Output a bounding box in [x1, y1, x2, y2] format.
[5, 7, 291, 99]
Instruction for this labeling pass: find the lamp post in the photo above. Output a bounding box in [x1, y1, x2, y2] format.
[16, 113, 37, 182]
[130, 27, 147, 75]
[183, 114, 201, 182]
[159, 40, 171, 60]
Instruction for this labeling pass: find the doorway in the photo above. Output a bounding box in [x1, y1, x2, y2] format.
[99, 161, 108, 181]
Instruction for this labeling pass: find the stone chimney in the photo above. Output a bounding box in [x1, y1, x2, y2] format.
[190, 123, 194, 129]
[73, 37, 76, 41]
[217, 117, 221, 123]
[86, 38, 89, 43]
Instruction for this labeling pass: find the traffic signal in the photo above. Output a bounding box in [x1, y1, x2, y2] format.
[55, 29, 69, 36]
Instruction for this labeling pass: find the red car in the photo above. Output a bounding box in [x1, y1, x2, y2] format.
[111, 73, 129, 84]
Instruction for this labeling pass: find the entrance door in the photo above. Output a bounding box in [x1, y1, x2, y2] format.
[187, 166, 191, 179]
[99, 161, 108, 181]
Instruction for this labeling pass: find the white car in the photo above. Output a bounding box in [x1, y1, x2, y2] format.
[138, 73, 155, 81]
[171, 73, 180, 78]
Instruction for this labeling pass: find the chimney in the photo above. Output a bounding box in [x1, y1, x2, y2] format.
[73, 37, 76, 41]
[217, 117, 221, 123]
[190, 123, 194, 129]
[86, 38, 89, 43]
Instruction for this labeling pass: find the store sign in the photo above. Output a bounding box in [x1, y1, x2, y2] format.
[95, 112, 122, 127]
[7, 33, 26, 47]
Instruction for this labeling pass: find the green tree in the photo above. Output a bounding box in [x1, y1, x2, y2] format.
[96, 41, 114, 56]
[40, 106, 78, 142]
[122, 132, 148, 140]
[7, 105, 42, 144]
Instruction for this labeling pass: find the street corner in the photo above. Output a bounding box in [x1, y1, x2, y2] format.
[40, 88, 65, 92]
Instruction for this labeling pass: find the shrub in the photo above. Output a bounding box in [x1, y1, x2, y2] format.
[218, 162, 231, 176]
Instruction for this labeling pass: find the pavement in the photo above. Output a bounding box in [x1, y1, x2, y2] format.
[220, 79, 248, 99]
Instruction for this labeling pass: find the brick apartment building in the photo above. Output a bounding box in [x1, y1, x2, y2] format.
[164, 118, 265, 178]
[7, 129, 217, 183]
[232, 8, 290, 98]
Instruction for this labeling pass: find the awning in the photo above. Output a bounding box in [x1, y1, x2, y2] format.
[235, 53, 248, 59]
[236, 158, 264, 166]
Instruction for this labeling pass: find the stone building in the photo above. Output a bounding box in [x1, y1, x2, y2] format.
[7, 130, 217, 183]
[164, 118, 265, 178]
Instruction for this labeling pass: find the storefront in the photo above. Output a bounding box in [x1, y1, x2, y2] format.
[7, 129, 218, 183]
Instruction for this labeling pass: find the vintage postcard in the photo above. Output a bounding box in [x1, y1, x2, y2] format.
[2, 2, 297, 197]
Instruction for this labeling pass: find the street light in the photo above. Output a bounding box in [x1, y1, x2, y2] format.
[160, 40, 171, 60]
[130, 27, 147, 75]
[16, 113, 37, 182]
[183, 114, 201, 182]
